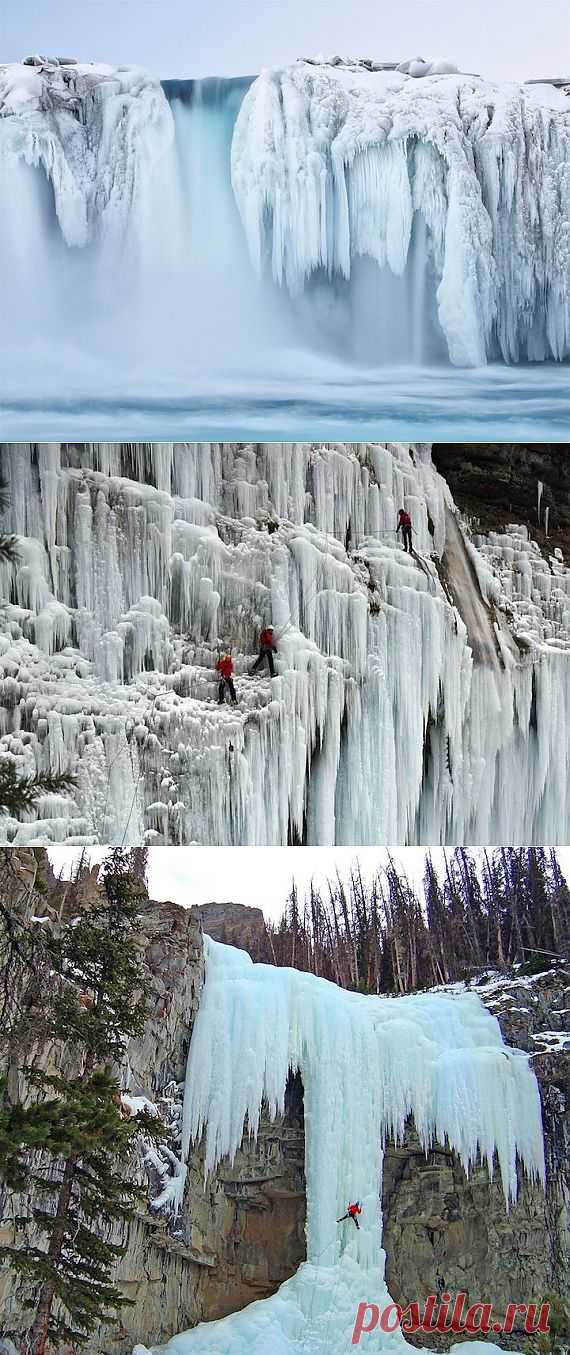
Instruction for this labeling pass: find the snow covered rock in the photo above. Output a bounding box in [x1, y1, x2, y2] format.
[0, 60, 173, 247]
[232, 62, 570, 363]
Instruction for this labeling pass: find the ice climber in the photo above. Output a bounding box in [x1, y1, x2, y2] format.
[216, 653, 238, 706]
[250, 625, 278, 678]
[337, 1202, 362, 1229]
[397, 508, 413, 554]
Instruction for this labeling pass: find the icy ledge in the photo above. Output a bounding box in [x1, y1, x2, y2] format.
[133, 936, 544, 1354]
[231, 61, 570, 363]
[0, 60, 173, 245]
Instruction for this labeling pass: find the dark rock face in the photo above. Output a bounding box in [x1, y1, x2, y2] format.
[432, 445, 570, 557]
[193, 900, 268, 955]
[186, 1072, 306, 1325]
[383, 968, 570, 1342]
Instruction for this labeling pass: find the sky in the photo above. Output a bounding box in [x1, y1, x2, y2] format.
[47, 846, 570, 921]
[2, 0, 569, 83]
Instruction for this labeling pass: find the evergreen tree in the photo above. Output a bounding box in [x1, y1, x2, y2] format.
[0, 850, 165, 1354]
[0, 761, 76, 820]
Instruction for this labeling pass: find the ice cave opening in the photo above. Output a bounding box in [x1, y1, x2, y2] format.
[132, 935, 546, 1354]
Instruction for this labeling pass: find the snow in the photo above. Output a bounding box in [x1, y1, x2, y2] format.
[0, 61, 173, 248]
[121, 1093, 160, 1118]
[133, 936, 544, 1354]
[530, 1030, 570, 1052]
[232, 61, 570, 364]
[1, 444, 569, 846]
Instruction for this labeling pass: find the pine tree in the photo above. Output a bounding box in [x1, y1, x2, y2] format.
[0, 761, 76, 820]
[0, 850, 165, 1354]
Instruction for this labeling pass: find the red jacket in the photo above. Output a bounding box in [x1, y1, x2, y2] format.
[348, 1203, 362, 1217]
[217, 656, 233, 679]
[398, 512, 412, 528]
[260, 628, 276, 650]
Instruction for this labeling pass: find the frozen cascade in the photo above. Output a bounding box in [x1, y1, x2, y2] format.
[1, 443, 570, 846]
[0, 59, 569, 376]
[232, 62, 570, 364]
[133, 936, 545, 1354]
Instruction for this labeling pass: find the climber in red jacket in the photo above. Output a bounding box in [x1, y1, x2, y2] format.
[216, 653, 238, 706]
[337, 1202, 362, 1229]
[249, 625, 278, 678]
[397, 508, 413, 554]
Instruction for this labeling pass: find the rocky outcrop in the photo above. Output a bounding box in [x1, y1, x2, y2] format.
[431, 445, 570, 557]
[193, 901, 268, 956]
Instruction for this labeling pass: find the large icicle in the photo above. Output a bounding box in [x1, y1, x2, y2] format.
[133, 936, 545, 1354]
[1, 443, 569, 846]
[231, 62, 570, 364]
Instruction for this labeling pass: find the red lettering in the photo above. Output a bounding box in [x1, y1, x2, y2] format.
[435, 1292, 453, 1333]
[352, 1303, 380, 1345]
[379, 1304, 403, 1334]
[464, 1302, 493, 1335]
[450, 1293, 468, 1333]
[525, 1303, 550, 1336]
[422, 1296, 437, 1331]
[401, 1302, 421, 1335]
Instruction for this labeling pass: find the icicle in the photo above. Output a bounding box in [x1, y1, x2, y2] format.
[1, 444, 569, 846]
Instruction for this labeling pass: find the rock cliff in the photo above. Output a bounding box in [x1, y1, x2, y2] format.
[432, 446, 570, 558]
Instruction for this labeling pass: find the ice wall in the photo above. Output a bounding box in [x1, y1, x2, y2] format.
[1, 443, 569, 846]
[133, 936, 545, 1354]
[0, 59, 569, 375]
[232, 62, 570, 364]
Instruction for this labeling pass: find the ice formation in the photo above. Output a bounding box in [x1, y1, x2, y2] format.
[232, 61, 570, 363]
[133, 936, 545, 1354]
[0, 61, 172, 247]
[1, 443, 569, 846]
[0, 58, 569, 377]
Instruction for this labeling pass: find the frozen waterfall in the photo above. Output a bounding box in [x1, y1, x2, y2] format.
[0, 58, 569, 388]
[232, 62, 570, 366]
[133, 935, 545, 1354]
[1, 443, 569, 846]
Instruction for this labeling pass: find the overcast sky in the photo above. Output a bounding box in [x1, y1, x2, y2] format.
[47, 846, 570, 921]
[2, 0, 569, 82]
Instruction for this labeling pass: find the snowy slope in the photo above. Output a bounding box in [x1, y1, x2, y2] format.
[133, 935, 544, 1355]
[232, 61, 570, 364]
[1, 443, 569, 846]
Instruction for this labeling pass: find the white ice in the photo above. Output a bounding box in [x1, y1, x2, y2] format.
[0, 61, 172, 248]
[1, 443, 569, 846]
[0, 58, 569, 378]
[232, 61, 570, 364]
[132, 935, 544, 1354]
